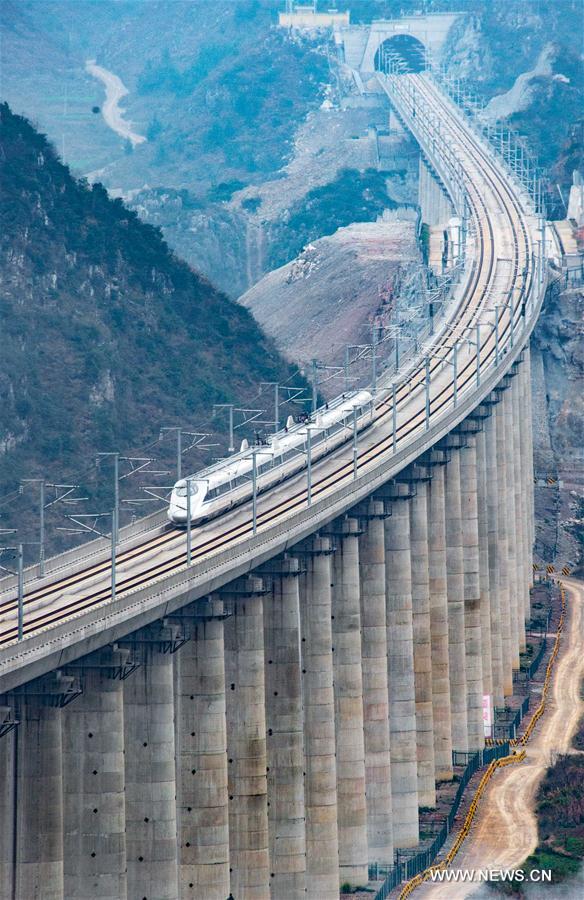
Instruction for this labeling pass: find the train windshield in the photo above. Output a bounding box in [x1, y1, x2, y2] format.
[175, 482, 198, 498]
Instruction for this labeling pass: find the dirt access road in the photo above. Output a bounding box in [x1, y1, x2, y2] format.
[415, 578, 584, 899]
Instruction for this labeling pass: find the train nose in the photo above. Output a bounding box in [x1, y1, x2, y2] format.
[168, 505, 187, 525]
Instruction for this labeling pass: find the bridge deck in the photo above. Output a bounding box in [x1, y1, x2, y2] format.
[0, 74, 543, 691]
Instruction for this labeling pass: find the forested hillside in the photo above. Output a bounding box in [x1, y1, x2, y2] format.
[0, 103, 300, 513]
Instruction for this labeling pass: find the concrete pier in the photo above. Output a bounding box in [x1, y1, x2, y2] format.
[495, 395, 513, 695]
[444, 450, 469, 751]
[263, 558, 307, 899]
[523, 346, 535, 589]
[520, 350, 534, 604]
[357, 501, 394, 863]
[296, 536, 340, 898]
[177, 609, 230, 899]
[485, 404, 504, 708]
[511, 373, 527, 650]
[62, 662, 127, 899]
[476, 425, 493, 708]
[224, 585, 270, 900]
[426, 462, 453, 780]
[332, 518, 369, 886]
[409, 479, 436, 807]
[384, 494, 419, 848]
[419, 156, 454, 227]
[123, 646, 178, 900]
[459, 436, 484, 751]
[0, 723, 15, 898]
[14, 698, 64, 899]
[504, 385, 521, 671]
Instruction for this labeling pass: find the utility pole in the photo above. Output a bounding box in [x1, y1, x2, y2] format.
[252, 450, 258, 535]
[20, 478, 46, 577]
[0, 543, 25, 640]
[311, 359, 318, 413]
[111, 509, 116, 601]
[344, 346, 351, 393]
[261, 382, 281, 433]
[160, 427, 183, 480]
[97, 452, 120, 545]
[370, 324, 378, 395]
[213, 404, 235, 453]
[453, 342, 458, 407]
[425, 357, 431, 430]
[392, 383, 397, 452]
[307, 426, 312, 507]
[186, 476, 192, 566]
[476, 323, 481, 386]
[17, 544, 24, 640]
[352, 406, 358, 479]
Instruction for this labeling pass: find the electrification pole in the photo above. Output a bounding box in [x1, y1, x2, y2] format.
[252, 451, 258, 535]
[307, 427, 312, 507]
[352, 406, 358, 479]
[213, 404, 235, 453]
[111, 509, 116, 602]
[425, 357, 431, 430]
[97, 452, 120, 545]
[186, 476, 192, 566]
[392, 383, 397, 452]
[17, 543, 24, 640]
[20, 478, 46, 577]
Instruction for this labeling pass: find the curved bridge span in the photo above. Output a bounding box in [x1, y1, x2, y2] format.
[0, 73, 547, 899]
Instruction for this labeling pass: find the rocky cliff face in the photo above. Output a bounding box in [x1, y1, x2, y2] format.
[444, 2, 583, 206]
[531, 276, 584, 570]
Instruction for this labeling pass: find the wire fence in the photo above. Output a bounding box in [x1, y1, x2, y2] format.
[369, 584, 557, 898]
[369, 742, 513, 898]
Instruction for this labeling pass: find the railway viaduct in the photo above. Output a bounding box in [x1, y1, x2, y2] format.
[0, 44, 558, 900]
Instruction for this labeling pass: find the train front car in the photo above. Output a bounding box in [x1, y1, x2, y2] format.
[166, 390, 374, 527]
[167, 478, 207, 526]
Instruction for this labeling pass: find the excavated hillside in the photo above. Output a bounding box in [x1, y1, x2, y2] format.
[239, 213, 421, 392]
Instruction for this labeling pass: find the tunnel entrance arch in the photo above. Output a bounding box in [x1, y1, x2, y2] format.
[374, 35, 427, 74]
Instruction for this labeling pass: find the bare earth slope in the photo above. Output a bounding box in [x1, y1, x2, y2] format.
[239, 215, 420, 386]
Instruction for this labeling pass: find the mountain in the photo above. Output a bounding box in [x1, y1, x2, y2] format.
[0, 0, 332, 295]
[0, 102, 303, 543]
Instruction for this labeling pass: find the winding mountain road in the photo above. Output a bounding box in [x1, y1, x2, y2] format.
[416, 578, 584, 898]
[86, 59, 146, 146]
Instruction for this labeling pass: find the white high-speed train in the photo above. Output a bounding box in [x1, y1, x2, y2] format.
[167, 390, 374, 526]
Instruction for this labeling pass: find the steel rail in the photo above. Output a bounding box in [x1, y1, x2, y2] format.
[0, 75, 537, 649]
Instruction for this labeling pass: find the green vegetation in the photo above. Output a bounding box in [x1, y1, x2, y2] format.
[133, 28, 329, 186]
[529, 751, 584, 869]
[207, 180, 247, 202]
[137, 44, 236, 98]
[267, 168, 398, 270]
[487, 745, 584, 894]
[0, 103, 303, 541]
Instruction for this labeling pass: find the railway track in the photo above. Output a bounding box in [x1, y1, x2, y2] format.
[0, 73, 538, 650]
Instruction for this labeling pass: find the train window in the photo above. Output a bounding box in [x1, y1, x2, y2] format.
[175, 483, 199, 498]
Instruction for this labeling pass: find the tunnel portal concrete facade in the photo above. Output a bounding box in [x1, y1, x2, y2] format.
[338, 14, 461, 74]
